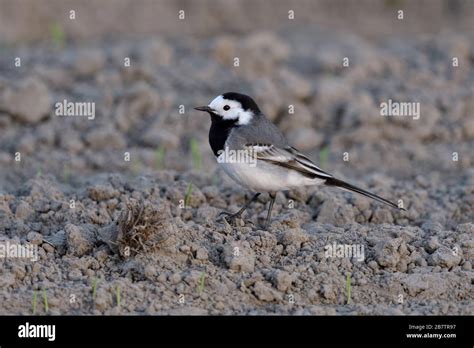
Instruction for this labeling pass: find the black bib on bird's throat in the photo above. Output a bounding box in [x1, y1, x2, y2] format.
[208, 114, 238, 157]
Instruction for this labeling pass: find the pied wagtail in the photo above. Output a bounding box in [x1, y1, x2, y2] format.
[195, 92, 404, 229]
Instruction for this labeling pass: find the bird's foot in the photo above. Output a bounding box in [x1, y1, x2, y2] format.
[258, 217, 272, 231]
[217, 211, 243, 226]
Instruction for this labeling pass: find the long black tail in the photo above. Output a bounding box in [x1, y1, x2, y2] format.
[325, 177, 405, 210]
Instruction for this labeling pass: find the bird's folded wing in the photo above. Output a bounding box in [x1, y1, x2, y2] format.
[244, 144, 333, 179]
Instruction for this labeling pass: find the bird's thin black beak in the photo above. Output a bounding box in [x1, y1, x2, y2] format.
[194, 106, 214, 113]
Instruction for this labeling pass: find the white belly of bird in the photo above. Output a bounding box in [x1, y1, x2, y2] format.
[218, 160, 325, 192]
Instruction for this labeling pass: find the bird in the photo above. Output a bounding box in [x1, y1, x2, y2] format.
[195, 92, 404, 229]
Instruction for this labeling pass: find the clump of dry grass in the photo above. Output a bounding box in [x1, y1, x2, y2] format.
[116, 200, 174, 257]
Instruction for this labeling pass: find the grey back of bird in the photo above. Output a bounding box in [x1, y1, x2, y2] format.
[227, 112, 288, 150]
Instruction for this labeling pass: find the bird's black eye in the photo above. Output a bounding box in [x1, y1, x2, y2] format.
[223, 105, 230, 111]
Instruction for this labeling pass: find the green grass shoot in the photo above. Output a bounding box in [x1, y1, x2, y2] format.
[42, 288, 49, 312]
[190, 138, 202, 171]
[50, 22, 65, 49]
[319, 146, 329, 169]
[211, 173, 219, 186]
[154, 146, 166, 169]
[198, 272, 206, 294]
[184, 182, 193, 207]
[131, 158, 143, 175]
[384, 0, 404, 8]
[62, 167, 71, 183]
[91, 277, 98, 301]
[32, 290, 37, 315]
[116, 285, 121, 307]
[346, 273, 351, 305]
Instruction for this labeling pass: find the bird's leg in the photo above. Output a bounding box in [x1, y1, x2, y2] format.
[262, 192, 276, 230]
[219, 192, 261, 225]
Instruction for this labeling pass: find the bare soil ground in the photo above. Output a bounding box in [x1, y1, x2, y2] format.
[0, 4, 473, 314]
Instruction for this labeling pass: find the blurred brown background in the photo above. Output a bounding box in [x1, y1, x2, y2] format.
[1, 0, 474, 44]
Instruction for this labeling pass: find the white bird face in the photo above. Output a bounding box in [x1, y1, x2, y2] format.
[195, 93, 257, 125]
[209, 95, 249, 122]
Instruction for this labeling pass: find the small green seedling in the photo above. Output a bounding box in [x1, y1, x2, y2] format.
[155, 146, 166, 169]
[131, 158, 143, 175]
[211, 173, 219, 186]
[346, 273, 351, 305]
[91, 277, 98, 301]
[198, 272, 206, 295]
[116, 285, 121, 307]
[384, 0, 404, 8]
[184, 183, 193, 207]
[319, 146, 329, 169]
[50, 22, 65, 49]
[62, 167, 71, 183]
[43, 288, 49, 313]
[32, 290, 37, 315]
[190, 138, 202, 171]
